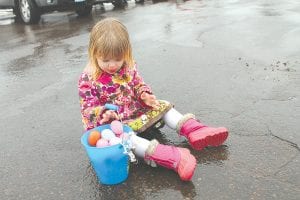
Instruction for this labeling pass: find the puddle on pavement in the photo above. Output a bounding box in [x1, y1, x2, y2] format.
[82, 162, 198, 199]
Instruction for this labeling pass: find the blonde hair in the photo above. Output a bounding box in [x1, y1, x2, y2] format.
[88, 18, 134, 80]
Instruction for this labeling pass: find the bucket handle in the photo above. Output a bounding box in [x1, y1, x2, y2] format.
[120, 132, 138, 164]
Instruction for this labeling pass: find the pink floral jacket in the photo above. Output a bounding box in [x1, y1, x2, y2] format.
[78, 64, 152, 130]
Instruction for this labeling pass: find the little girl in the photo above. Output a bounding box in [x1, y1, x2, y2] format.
[78, 18, 228, 181]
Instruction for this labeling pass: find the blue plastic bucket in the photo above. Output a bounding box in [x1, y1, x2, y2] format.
[81, 124, 131, 185]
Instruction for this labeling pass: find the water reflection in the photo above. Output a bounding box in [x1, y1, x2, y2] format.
[82, 162, 197, 199]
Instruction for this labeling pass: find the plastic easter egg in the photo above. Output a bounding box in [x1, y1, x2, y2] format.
[88, 130, 101, 146]
[96, 138, 109, 148]
[111, 120, 123, 136]
[101, 129, 115, 140]
[109, 137, 122, 146]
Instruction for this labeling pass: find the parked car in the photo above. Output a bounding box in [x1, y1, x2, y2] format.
[0, 0, 128, 24]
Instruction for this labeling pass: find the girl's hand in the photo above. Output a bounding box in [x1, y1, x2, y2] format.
[100, 110, 119, 124]
[140, 92, 160, 110]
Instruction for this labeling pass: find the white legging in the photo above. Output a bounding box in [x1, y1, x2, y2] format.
[162, 108, 183, 129]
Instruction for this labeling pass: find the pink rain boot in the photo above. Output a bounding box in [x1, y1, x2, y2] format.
[145, 140, 196, 181]
[177, 114, 228, 151]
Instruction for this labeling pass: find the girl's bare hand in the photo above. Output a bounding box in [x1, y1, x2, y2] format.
[100, 110, 119, 124]
[141, 92, 160, 110]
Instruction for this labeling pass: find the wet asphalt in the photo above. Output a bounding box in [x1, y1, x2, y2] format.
[0, 0, 299, 199]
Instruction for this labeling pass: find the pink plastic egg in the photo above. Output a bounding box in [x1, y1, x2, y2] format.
[96, 138, 109, 148]
[111, 120, 123, 136]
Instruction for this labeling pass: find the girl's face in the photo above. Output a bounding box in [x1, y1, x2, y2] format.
[96, 56, 124, 75]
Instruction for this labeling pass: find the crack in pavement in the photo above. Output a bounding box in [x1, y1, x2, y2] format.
[267, 125, 300, 152]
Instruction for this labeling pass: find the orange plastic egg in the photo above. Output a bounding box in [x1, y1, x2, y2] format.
[88, 130, 101, 146]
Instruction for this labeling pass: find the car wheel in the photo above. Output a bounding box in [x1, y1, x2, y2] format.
[76, 4, 92, 17]
[112, 0, 127, 8]
[18, 0, 41, 24]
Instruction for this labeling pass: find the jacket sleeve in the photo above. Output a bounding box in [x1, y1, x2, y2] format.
[78, 73, 105, 130]
[131, 64, 153, 104]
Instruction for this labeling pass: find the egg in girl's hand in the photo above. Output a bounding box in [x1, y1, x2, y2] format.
[111, 120, 123, 136]
[96, 138, 109, 148]
[109, 137, 122, 146]
[101, 129, 115, 140]
[88, 130, 101, 146]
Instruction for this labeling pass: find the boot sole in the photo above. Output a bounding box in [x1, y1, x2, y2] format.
[177, 148, 196, 181]
[189, 128, 228, 151]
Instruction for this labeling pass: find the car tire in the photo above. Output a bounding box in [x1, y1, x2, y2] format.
[17, 0, 41, 24]
[112, 0, 127, 8]
[76, 4, 92, 17]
